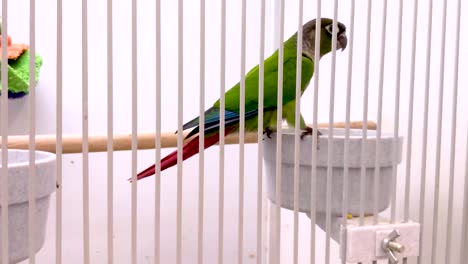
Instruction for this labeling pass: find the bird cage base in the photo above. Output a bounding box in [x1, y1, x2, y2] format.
[263, 128, 403, 216]
[0, 149, 56, 263]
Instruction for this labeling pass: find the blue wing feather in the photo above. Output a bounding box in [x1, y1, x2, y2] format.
[183, 107, 259, 139]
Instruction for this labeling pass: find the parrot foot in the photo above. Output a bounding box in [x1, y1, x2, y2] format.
[263, 127, 274, 139]
[301, 126, 322, 140]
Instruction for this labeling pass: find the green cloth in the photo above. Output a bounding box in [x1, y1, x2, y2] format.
[0, 49, 43, 94]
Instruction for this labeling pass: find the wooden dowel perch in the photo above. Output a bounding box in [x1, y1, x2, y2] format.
[1, 121, 375, 154]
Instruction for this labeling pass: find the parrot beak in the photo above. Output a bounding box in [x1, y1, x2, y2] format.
[337, 33, 348, 51]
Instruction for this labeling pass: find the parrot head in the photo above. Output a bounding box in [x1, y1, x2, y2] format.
[301, 18, 347, 59]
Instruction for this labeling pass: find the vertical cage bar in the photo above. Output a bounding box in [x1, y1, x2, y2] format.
[56, 0, 63, 262]
[359, 0, 372, 227]
[130, 0, 138, 262]
[292, 0, 303, 263]
[403, 0, 419, 226]
[81, 0, 90, 261]
[391, 0, 405, 224]
[218, 0, 226, 262]
[197, 0, 205, 263]
[341, 1, 355, 263]
[176, 0, 184, 262]
[274, 0, 285, 262]
[238, 1, 247, 263]
[461, 124, 468, 264]
[373, 0, 387, 228]
[430, 0, 447, 261]
[325, 3, 339, 263]
[444, 0, 461, 260]
[256, 0, 266, 263]
[28, 0, 37, 261]
[417, 0, 433, 262]
[359, 3, 375, 263]
[106, 0, 114, 262]
[0, 3, 9, 264]
[154, 0, 162, 263]
[310, 2, 321, 263]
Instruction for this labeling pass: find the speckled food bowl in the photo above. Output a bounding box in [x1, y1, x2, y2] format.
[0, 150, 56, 263]
[264, 128, 403, 216]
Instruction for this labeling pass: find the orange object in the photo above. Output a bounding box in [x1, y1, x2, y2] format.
[0, 35, 12, 46]
[0, 35, 29, 60]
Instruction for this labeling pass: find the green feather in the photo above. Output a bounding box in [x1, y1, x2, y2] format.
[213, 34, 313, 131]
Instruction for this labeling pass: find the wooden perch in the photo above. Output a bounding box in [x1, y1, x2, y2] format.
[1, 121, 376, 154]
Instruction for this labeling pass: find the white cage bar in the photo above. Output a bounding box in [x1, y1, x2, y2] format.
[1, 1, 8, 263]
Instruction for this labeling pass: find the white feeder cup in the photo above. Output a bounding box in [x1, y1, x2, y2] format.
[264, 128, 403, 218]
[0, 150, 56, 263]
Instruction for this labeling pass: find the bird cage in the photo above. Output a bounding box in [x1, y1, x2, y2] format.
[0, 0, 466, 263]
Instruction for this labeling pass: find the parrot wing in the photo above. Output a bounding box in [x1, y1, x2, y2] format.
[216, 49, 314, 115]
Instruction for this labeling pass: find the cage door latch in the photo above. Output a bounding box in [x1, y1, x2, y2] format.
[381, 229, 405, 263]
[342, 220, 419, 263]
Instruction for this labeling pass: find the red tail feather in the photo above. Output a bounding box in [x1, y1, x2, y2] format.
[136, 126, 236, 180]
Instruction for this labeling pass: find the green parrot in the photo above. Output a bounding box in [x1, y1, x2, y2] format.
[137, 18, 347, 180]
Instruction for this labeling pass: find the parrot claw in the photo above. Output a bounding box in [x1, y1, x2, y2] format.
[263, 127, 273, 139]
[300, 126, 322, 140]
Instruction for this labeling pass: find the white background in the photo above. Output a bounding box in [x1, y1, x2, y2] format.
[1, 0, 467, 263]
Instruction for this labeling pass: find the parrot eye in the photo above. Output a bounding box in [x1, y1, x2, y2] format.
[325, 24, 335, 35]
